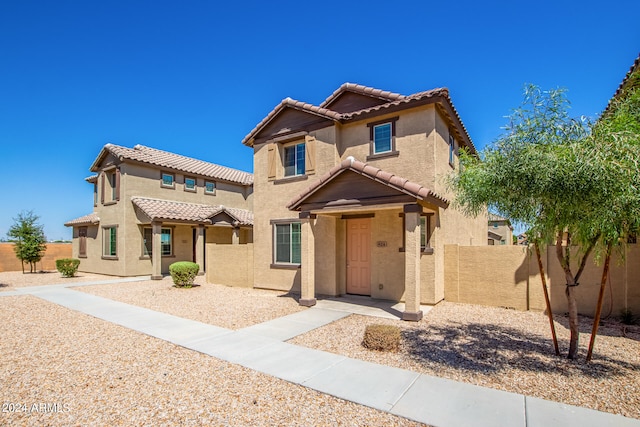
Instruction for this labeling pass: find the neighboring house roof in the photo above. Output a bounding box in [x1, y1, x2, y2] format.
[242, 83, 476, 153]
[90, 144, 254, 186]
[287, 156, 449, 211]
[64, 212, 100, 227]
[85, 175, 98, 183]
[488, 230, 503, 240]
[131, 197, 253, 226]
[604, 53, 640, 114]
[488, 213, 510, 223]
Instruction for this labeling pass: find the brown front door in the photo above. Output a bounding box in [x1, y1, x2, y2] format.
[346, 218, 371, 295]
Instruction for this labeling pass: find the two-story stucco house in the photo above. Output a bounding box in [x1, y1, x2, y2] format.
[488, 213, 514, 245]
[65, 143, 253, 278]
[243, 83, 487, 320]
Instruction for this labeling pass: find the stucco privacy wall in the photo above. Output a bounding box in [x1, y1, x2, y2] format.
[444, 244, 640, 316]
[0, 243, 72, 272]
[206, 243, 254, 288]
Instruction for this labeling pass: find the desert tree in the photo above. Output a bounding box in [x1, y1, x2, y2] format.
[7, 211, 47, 273]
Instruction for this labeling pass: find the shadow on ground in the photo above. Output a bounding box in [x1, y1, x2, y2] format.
[402, 321, 640, 379]
[553, 314, 640, 342]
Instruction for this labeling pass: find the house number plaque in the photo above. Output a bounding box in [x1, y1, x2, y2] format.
[376, 241, 387, 247]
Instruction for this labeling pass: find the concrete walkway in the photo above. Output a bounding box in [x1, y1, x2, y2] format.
[2, 281, 639, 427]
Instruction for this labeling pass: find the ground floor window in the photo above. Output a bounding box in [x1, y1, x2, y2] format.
[274, 222, 301, 264]
[400, 213, 432, 252]
[142, 227, 173, 256]
[103, 226, 117, 257]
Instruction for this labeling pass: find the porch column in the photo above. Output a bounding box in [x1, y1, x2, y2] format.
[151, 221, 163, 280]
[195, 225, 205, 275]
[299, 212, 316, 307]
[232, 223, 240, 245]
[403, 204, 423, 321]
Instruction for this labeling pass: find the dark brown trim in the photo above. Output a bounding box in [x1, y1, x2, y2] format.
[341, 213, 375, 219]
[367, 117, 399, 156]
[115, 168, 121, 201]
[366, 116, 399, 136]
[253, 120, 333, 146]
[299, 211, 317, 219]
[270, 218, 301, 225]
[100, 172, 105, 205]
[299, 194, 416, 212]
[403, 204, 423, 213]
[267, 130, 309, 144]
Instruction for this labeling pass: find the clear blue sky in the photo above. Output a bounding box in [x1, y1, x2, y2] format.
[0, 1, 638, 241]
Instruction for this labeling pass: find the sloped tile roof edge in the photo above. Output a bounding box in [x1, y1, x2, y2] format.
[318, 82, 405, 108]
[131, 197, 253, 226]
[287, 156, 449, 211]
[64, 212, 100, 227]
[242, 97, 342, 146]
[604, 53, 640, 115]
[90, 143, 254, 186]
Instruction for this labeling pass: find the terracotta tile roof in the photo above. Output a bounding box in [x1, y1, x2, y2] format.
[319, 82, 405, 108]
[92, 144, 253, 186]
[131, 197, 253, 226]
[287, 156, 449, 211]
[64, 212, 100, 227]
[241, 97, 343, 146]
[488, 213, 510, 222]
[85, 175, 98, 183]
[604, 53, 640, 115]
[242, 83, 476, 154]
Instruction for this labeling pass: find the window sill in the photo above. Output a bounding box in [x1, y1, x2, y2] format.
[184, 189, 197, 193]
[78, 255, 87, 259]
[103, 201, 117, 206]
[366, 150, 400, 161]
[161, 185, 175, 190]
[205, 191, 216, 196]
[270, 263, 301, 270]
[274, 175, 308, 185]
[101, 256, 119, 260]
[398, 247, 434, 255]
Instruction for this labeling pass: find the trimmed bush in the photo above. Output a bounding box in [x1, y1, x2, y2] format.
[169, 261, 199, 288]
[362, 324, 401, 352]
[56, 258, 80, 278]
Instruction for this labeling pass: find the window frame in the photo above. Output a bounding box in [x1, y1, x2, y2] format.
[141, 227, 173, 257]
[283, 142, 306, 177]
[271, 220, 302, 267]
[161, 172, 175, 189]
[366, 116, 399, 160]
[448, 133, 456, 167]
[184, 176, 197, 192]
[102, 225, 118, 259]
[373, 123, 392, 154]
[205, 180, 216, 195]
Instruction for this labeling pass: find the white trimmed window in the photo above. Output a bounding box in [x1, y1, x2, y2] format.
[185, 177, 196, 192]
[162, 172, 175, 188]
[284, 143, 305, 177]
[205, 181, 216, 195]
[274, 222, 301, 264]
[103, 226, 117, 257]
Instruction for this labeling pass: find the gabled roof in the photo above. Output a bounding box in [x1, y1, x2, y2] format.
[242, 83, 476, 153]
[287, 156, 449, 211]
[64, 212, 100, 227]
[131, 197, 253, 226]
[90, 144, 253, 186]
[85, 175, 98, 183]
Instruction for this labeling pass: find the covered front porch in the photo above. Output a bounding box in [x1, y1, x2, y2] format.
[287, 157, 449, 321]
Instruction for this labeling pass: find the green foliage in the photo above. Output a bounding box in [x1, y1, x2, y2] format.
[362, 324, 401, 352]
[169, 261, 200, 288]
[7, 211, 47, 273]
[56, 258, 80, 277]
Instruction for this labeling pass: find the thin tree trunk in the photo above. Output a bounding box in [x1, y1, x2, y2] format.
[535, 243, 560, 355]
[586, 241, 613, 362]
[565, 284, 580, 359]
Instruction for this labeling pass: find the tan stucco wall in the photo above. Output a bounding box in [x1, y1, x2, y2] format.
[444, 243, 640, 316]
[0, 243, 72, 272]
[206, 243, 254, 287]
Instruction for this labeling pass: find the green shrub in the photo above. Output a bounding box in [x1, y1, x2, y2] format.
[362, 324, 402, 352]
[56, 258, 80, 278]
[620, 308, 637, 325]
[169, 261, 199, 288]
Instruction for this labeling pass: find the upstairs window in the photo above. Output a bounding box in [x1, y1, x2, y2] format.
[284, 143, 305, 177]
[185, 177, 196, 192]
[449, 134, 456, 167]
[205, 181, 216, 195]
[109, 172, 117, 200]
[162, 172, 175, 188]
[373, 123, 392, 154]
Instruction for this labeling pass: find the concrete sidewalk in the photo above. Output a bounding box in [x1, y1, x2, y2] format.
[4, 282, 639, 427]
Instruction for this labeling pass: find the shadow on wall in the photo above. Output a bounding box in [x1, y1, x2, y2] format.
[402, 321, 639, 379]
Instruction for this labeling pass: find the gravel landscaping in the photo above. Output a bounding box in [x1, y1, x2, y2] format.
[0, 295, 422, 426]
[289, 302, 640, 419]
[0, 270, 115, 291]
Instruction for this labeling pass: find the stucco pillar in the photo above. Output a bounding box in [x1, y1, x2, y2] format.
[403, 204, 423, 321]
[151, 221, 163, 280]
[299, 212, 316, 307]
[195, 225, 205, 275]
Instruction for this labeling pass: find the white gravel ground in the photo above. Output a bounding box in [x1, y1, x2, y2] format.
[0, 295, 423, 426]
[0, 270, 115, 291]
[289, 302, 640, 419]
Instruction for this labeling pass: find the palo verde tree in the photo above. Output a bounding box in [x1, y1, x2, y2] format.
[7, 211, 47, 273]
[448, 84, 628, 360]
